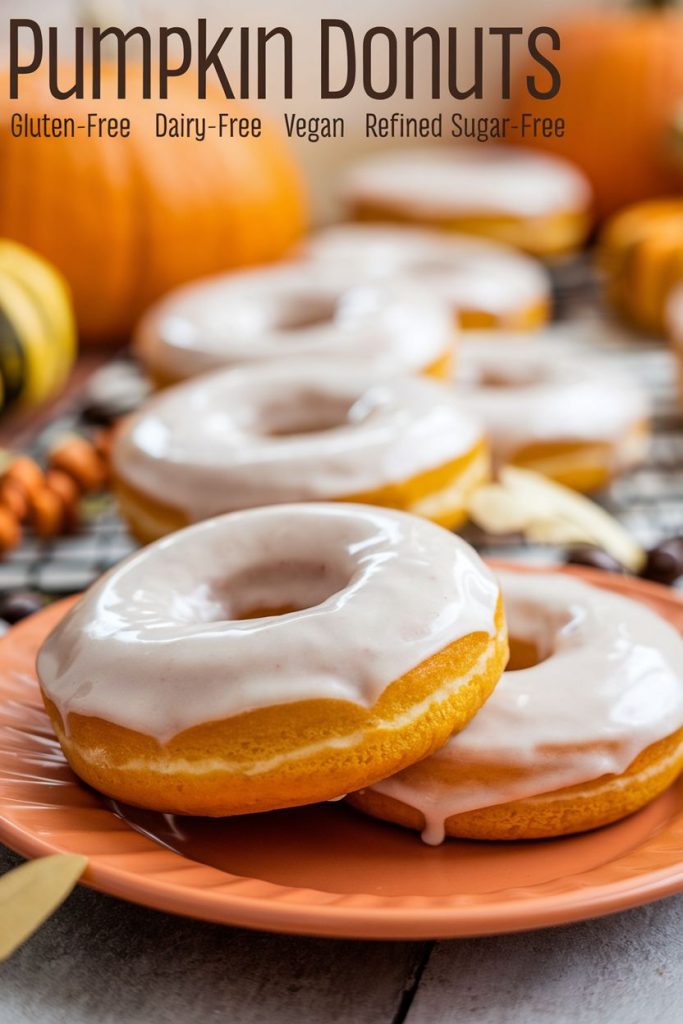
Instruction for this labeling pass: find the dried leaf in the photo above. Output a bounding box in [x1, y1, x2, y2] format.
[468, 466, 646, 572]
[0, 854, 87, 961]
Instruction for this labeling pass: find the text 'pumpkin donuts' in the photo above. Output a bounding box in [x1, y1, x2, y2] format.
[350, 570, 683, 842]
[37, 504, 508, 817]
[112, 360, 490, 542]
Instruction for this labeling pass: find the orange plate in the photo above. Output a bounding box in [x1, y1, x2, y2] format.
[2, 565, 683, 940]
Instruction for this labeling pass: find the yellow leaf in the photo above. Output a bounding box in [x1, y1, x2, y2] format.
[0, 854, 88, 961]
[468, 466, 646, 572]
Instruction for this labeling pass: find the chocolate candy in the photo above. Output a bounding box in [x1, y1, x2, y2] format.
[0, 590, 45, 624]
[641, 538, 683, 587]
[565, 544, 626, 574]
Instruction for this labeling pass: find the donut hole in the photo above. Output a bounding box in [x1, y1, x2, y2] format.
[257, 389, 379, 438]
[406, 256, 458, 276]
[506, 635, 548, 671]
[477, 367, 544, 390]
[207, 561, 351, 620]
[458, 360, 547, 391]
[504, 594, 567, 671]
[274, 294, 339, 332]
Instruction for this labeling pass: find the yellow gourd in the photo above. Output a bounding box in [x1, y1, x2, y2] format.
[0, 240, 76, 411]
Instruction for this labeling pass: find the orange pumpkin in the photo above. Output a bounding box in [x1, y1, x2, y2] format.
[0, 67, 307, 343]
[599, 198, 683, 335]
[508, 4, 683, 222]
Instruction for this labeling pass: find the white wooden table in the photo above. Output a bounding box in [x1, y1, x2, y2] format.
[2, 844, 682, 1024]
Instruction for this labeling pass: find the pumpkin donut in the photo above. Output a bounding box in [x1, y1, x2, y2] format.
[134, 264, 455, 387]
[113, 360, 490, 543]
[36, 504, 508, 816]
[349, 569, 683, 842]
[342, 146, 592, 257]
[299, 224, 551, 330]
[455, 338, 650, 492]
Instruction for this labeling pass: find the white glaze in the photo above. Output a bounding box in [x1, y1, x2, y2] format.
[300, 225, 551, 322]
[343, 146, 592, 219]
[454, 338, 649, 468]
[36, 504, 501, 742]
[135, 263, 453, 383]
[369, 570, 683, 844]
[113, 360, 485, 519]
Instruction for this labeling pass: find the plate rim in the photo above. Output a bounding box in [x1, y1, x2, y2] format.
[2, 565, 683, 940]
[3, 808, 683, 940]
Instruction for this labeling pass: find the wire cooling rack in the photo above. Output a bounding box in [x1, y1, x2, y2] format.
[0, 257, 681, 597]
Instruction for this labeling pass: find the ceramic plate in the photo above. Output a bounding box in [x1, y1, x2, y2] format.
[2, 566, 683, 940]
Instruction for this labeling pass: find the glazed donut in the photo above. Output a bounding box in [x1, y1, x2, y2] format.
[343, 146, 592, 257]
[113, 360, 490, 543]
[299, 224, 551, 330]
[349, 569, 683, 842]
[134, 264, 454, 387]
[37, 504, 508, 816]
[455, 338, 649, 492]
[600, 199, 683, 335]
